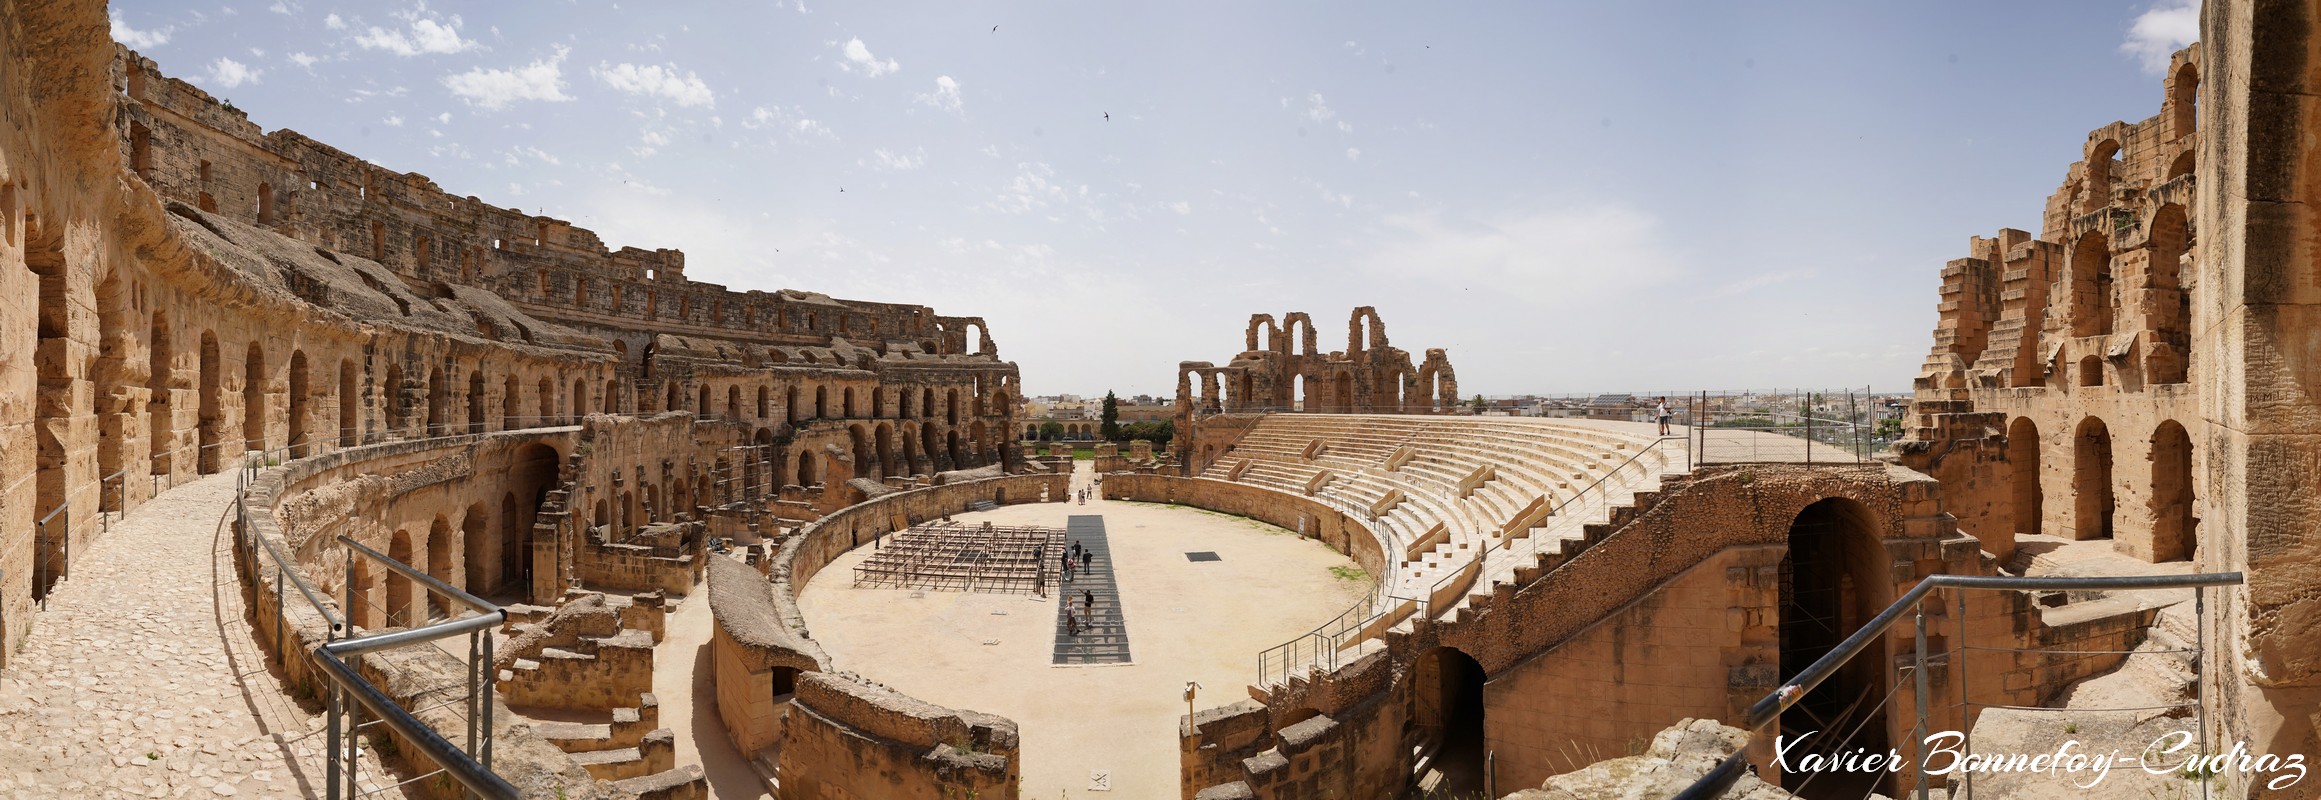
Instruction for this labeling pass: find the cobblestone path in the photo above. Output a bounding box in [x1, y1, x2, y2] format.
[0, 472, 357, 799]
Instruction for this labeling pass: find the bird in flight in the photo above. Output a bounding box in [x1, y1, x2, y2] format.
[1103, 112, 1110, 121]
[991, 25, 998, 32]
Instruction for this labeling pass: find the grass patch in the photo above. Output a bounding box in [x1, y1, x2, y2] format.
[1329, 566, 1368, 582]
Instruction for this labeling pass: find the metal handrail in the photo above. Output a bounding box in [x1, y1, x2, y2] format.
[1673, 571, 2244, 800]
[1420, 436, 1683, 613]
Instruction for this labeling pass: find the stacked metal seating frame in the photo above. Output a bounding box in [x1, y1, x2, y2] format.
[850, 520, 1068, 594]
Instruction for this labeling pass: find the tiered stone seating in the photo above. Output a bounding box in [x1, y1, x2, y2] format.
[1203, 414, 1685, 624]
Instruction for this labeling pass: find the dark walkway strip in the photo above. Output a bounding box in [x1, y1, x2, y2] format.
[1054, 514, 1130, 665]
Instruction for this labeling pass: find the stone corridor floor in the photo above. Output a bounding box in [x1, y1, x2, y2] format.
[0, 472, 383, 799]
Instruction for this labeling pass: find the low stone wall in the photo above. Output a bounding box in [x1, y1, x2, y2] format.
[780, 672, 1019, 800]
[704, 472, 1064, 797]
[1100, 473, 1387, 584]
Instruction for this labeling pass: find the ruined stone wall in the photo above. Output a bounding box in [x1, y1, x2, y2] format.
[1171, 308, 1456, 459]
[780, 672, 1020, 800]
[1902, 46, 2206, 567]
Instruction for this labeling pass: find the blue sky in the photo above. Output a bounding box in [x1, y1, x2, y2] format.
[108, 1, 2201, 398]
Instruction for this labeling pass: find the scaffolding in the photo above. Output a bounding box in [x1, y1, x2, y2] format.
[851, 520, 1066, 595]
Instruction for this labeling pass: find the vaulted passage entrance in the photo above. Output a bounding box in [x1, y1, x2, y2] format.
[1779, 498, 1891, 799]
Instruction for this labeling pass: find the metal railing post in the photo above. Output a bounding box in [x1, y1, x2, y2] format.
[1958, 587, 1973, 800]
[2197, 585, 2210, 800]
[1914, 600, 1931, 800]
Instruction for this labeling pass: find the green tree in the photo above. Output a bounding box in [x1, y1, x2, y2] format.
[1100, 391, 1122, 441]
[1470, 394, 1489, 414]
[1876, 417, 1905, 440]
[1038, 421, 1064, 441]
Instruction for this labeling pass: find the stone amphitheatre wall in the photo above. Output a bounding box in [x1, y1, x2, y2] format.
[1900, 46, 2204, 566]
[238, 430, 624, 800]
[0, 0, 1024, 664]
[1145, 462, 2156, 799]
[703, 473, 1063, 798]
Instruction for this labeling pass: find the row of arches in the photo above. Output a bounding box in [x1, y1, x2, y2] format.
[343, 442, 561, 629]
[2006, 416, 2196, 561]
[644, 378, 1009, 429]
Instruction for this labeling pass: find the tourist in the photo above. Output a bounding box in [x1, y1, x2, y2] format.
[1656, 397, 1673, 436]
[1066, 608, 1080, 636]
[1082, 589, 1094, 615]
[1080, 548, 1091, 571]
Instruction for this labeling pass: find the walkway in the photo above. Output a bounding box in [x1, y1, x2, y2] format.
[0, 472, 365, 799]
[1053, 515, 1129, 665]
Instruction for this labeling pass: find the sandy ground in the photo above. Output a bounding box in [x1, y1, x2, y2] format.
[799, 462, 1372, 800]
[658, 588, 774, 799]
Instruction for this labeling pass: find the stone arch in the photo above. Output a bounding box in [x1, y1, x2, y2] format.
[797, 449, 820, 486]
[946, 429, 963, 468]
[287, 350, 310, 457]
[947, 388, 960, 424]
[467, 369, 486, 433]
[2077, 354, 2104, 387]
[2008, 417, 2042, 537]
[921, 424, 942, 471]
[921, 387, 936, 419]
[241, 341, 268, 456]
[340, 359, 359, 447]
[728, 385, 742, 419]
[460, 503, 491, 599]
[2148, 203, 2191, 384]
[572, 376, 589, 419]
[1245, 313, 1279, 352]
[1410, 647, 1487, 794]
[902, 424, 925, 475]
[2150, 420, 2196, 562]
[845, 387, 858, 418]
[786, 384, 802, 423]
[2082, 139, 2120, 213]
[426, 516, 454, 620]
[1779, 497, 1894, 788]
[148, 310, 174, 473]
[503, 373, 521, 431]
[850, 424, 873, 480]
[1280, 312, 1318, 356]
[536, 376, 554, 423]
[386, 529, 416, 628]
[875, 422, 898, 477]
[2171, 62, 2199, 136]
[256, 182, 275, 224]
[816, 385, 830, 419]
[2069, 230, 2113, 338]
[757, 386, 770, 419]
[199, 332, 222, 471]
[425, 366, 447, 436]
[2074, 416, 2115, 540]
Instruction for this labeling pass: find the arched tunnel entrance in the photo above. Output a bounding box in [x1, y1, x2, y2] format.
[1779, 497, 1892, 800]
[1410, 646, 1486, 796]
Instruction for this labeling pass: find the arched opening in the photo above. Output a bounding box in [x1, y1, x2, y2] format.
[1295, 374, 1310, 412]
[2069, 231, 2114, 337]
[507, 443, 560, 596]
[902, 426, 924, 475]
[536, 377, 554, 423]
[2081, 140, 2120, 213]
[338, 360, 359, 448]
[386, 529, 416, 628]
[287, 351, 310, 458]
[797, 450, 820, 487]
[921, 387, 935, 419]
[845, 387, 859, 418]
[148, 312, 174, 474]
[2148, 204, 2191, 384]
[1779, 498, 1892, 798]
[816, 385, 830, 419]
[665, 381, 681, 414]
[468, 370, 486, 433]
[784, 384, 802, 423]
[727, 386, 742, 419]
[2151, 421, 2196, 562]
[243, 342, 267, 455]
[2074, 417, 2115, 540]
[2167, 150, 2196, 181]
[503, 374, 521, 431]
[757, 386, 770, 419]
[921, 424, 941, 471]
[349, 556, 378, 630]
[426, 366, 448, 435]
[1410, 647, 1486, 795]
[426, 516, 454, 620]
[876, 423, 897, 478]
[573, 377, 589, 419]
[947, 389, 960, 424]
[850, 425, 874, 480]
[462, 504, 491, 598]
[2007, 417, 2042, 537]
[256, 182, 275, 224]
[698, 385, 711, 416]
[947, 430, 963, 467]
[199, 332, 222, 472]
[383, 364, 406, 435]
[1332, 371, 1354, 413]
[2171, 64, 2199, 136]
[2077, 355, 2104, 387]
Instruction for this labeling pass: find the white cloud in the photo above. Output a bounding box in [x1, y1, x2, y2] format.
[592, 62, 716, 108]
[838, 37, 899, 77]
[444, 47, 574, 110]
[504, 145, 560, 166]
[353, 6, 478, 56]
[743, 106, 838, 142]
[989, 162, 1083, 215]
[288, 51, 317, 67]
[383, 114, 404, 127]
[269, 1, 296, 14]
[207, 57, 261, 88]
[863, 147, 925, 171]
[1346, 148, 1361, 161]
[1303, 93, 1335, 123]
[1166, 201, 1192, 215]
[437, 112, 451, 123]
[633, 129, 671, 157]
[324, 12, 345, 29]
[2121, 0, 2200, 74]
[917, 75, 964, 113]
[109, 12, 172, 49]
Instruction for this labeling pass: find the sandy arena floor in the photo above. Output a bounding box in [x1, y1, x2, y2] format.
[799, 462, 1372, 799]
